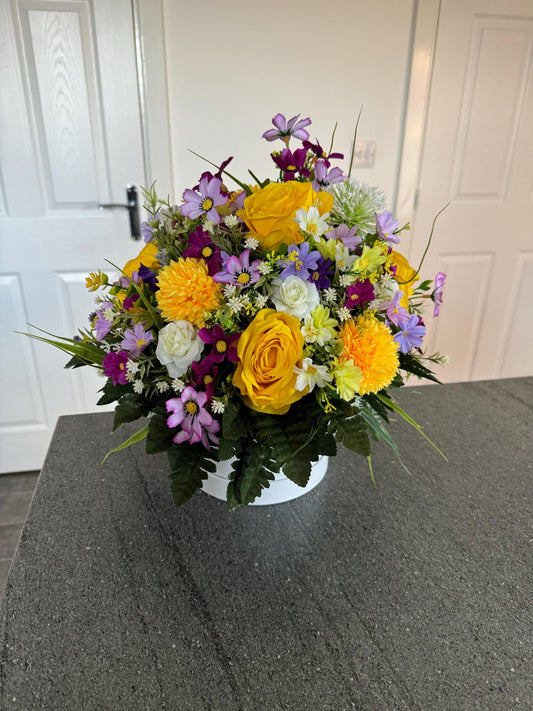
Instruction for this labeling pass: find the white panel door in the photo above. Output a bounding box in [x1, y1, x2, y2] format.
[408, 0, 533, 383]
[0, 0, 147, 471]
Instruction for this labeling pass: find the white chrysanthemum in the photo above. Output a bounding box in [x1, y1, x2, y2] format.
[295, 206, 330, 240]
[337, 306, 351, 322]
[133, 380, 144, 394]
[327, 178, 387, 235]
[211, 400, 225, 414]
[257, 261, 273, 276]
[126, 360, 139, 374]
[104, 307, 115, 321]
[203, 220, 215, 234]
[223, 283, 237, 298]
[224, 214, 239, 228]
[254, 293, 269, 309]
[339, 273, 357, 287]
[323, 287, 338, 303]
[244, 236, 260, 249]
[171, 377, 186, 392]
[294, 358, 332, 392]
[227, 295, 246, 314]
[126, 371, 136, 383]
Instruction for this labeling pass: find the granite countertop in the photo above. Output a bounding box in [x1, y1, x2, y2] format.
[1, 378, 532, 710]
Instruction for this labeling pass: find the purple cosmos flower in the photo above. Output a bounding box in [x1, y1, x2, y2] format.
[213, 249, 261, 287]
[375, 211, 399, 244]
[432, 272, 446, 317]
[180, 175, 226, 224]
[277, 242, 321, 280]
[141, 211, 160, 243]
[166, 387, 220, 449]
[312, 160, 344, 191]
[327, 224, 361, 250]
[198, 324, 240, 365]
[102, 350, 129, 386]
[344, 280, 375, 310]
[120, 323, 154, 357]
[308, 257, 334, 290]
[262, 113, 311, 145]
[94, 302, 114, 341]
[183, 226, 222, 276]
[271, 148, 311, 181]
[302, 139, 344, 166]
[379, 290, 411, 327]
[138, 264, 158, 292]
[394, 314, 426, 354]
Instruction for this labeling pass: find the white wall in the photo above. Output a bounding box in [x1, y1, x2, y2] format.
[162, 0, 415, 207]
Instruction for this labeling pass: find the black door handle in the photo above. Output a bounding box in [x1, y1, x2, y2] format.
[98, 185, 140, 240]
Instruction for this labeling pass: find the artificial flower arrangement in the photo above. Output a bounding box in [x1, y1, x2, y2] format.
[31, 113, 447, 509]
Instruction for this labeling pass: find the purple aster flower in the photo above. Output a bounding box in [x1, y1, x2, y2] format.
[271, 148, 311, 181]
[141, 211, 160, 243]
[198, 324, 240, 365]
[379, 290, 411, 327]
[277, 242, 321, 280]
[120, 323, 154, 357]
[312, 160, 344, 191]
[166, 387, 220, 450]
[262, 113, 311, 145]
[213, 249, 261, 287]
[432, 272, 446, 317]
[375, 211, 399, 244]
[183, 226, 222, 276]
[394, 314, 426, 354]
[94, 302, 114, 341]
[180, 175, 226, 224]
[138, 264, 158, 292]
[102, 350, 129, 386]
[327, 224, 361, 250]
[344, 279, 375, 310]
[302, 139, 344, 166]
[308, 257, 334, 290]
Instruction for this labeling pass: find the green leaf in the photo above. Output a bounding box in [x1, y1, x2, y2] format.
[335, 415, 371, 457]
[399, 352, 441, 384]
[222, 398, 245, 440]
[97, 379, 131, 406]
[167, 444, 217, 507]
[146, 410, 175, 454]
[100, 424, 149, 466]
[359, 401, 410, 473]
[217, 435, 239, 461]
[226, 446, 275, 509]
[18, 327, 106, 366]
[113, 393, 147, 431]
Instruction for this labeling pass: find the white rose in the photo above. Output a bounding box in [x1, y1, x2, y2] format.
[270, 275, 320, 320]
[155, 320, 203, 377]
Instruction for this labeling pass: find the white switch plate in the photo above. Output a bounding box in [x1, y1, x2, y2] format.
[353, 140, 376, 168]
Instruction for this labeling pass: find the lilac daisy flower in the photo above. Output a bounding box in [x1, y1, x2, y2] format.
[312, 160, 344, 191]
[102, 350, 129, 386]
[166, 387, 220, 450]
[432, 272, 446, 317]
[375, 211, 399, 244]
[180, 175, 226, 224]
[277, 242, 321, 280]
[327, 224, 361, 250]
[394, 314, 426, 354]
[262, 113, 311, 145]
[121, 323, 154, 357]
[213, 249, 261, 287]
[94, 302, 114, 341]
[379, 290, 411, 327]
[302, 139, 344, 166]
[141, 211, 160, 243]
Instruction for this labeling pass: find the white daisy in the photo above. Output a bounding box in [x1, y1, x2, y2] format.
[294, 206, 330, 240]
[293, 358, 332, 392]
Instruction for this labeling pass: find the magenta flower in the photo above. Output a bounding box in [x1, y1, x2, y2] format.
[198, 324, 240, 365]
[166, 387, 220, 449]
[344, 280, 375, 310]
[180, 175, 226, 224]
[262, 113, 311, 144]
[302, 139, 344, 166]
[120, 323, 153, 357]
[190, 360, 219, 401]
[271, 148, 311, 181]
[103, 350, 129, 386]
[183, 226, 222, 276]
[327, 224, 361, 250]
[213, 249, 261, 287]
[277, 242, 320, 281]
[375, 211, 399, 244]
[432, 272, 446, 317]
[394, 315, 426, 354]
[312, 160, 344, 191]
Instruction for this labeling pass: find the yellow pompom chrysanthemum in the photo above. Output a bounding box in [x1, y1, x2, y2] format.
[156, 258, 221, 328]
[340, 314, 399, 395]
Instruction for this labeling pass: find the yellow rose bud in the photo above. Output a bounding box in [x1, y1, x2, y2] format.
[390, 250, 418, 309]
[236, 181, 334, 250]
[232, 309, 306, 415]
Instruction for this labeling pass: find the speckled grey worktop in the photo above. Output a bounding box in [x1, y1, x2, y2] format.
[1, 378, 532, 710]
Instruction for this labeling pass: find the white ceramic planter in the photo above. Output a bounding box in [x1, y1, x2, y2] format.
[202, 456, 328, 506]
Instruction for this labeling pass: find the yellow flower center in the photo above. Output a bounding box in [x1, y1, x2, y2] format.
[311, 271, 319, 281]
[119, 363, 125, 370]
[359, 258, 369, 270]
[216, 340, 227, 353]
[186, 401, 198, 415]
[307, 223, 317, 234]
[201, 197, 214, 211]
[237, 272, 250, 284]
[204, 375, 213, 385]
[287, 165, 296, 171]
[137, 339, 146, 347]
[201, 246, 213, 258]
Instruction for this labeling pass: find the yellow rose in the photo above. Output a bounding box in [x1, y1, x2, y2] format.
[232, 309, 306, 415]
[236, 181, 334, 250]
[390, 250, 418, 309]
[123, 242, 159, 278]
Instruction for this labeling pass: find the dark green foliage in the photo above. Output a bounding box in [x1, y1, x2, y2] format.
[226, 443, 276, 510]
[112, 393, 150, 431]
[97, 380, 131, 406]
[167, 444, 217, 507]
[331, 414, 371, 457]
[399, 352, 442, 384]
[64, 354, 89, 369]
[146, 409, 175, 454]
